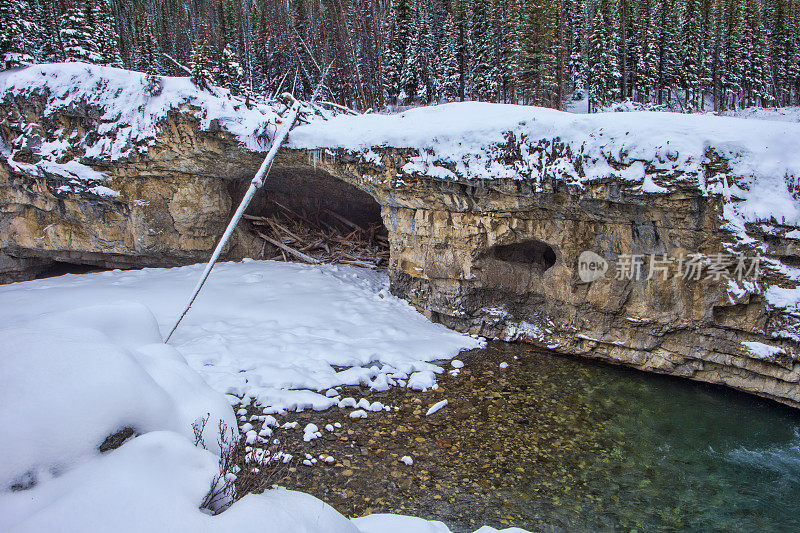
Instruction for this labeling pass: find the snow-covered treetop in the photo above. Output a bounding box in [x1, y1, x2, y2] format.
[290, 102, 800, 225]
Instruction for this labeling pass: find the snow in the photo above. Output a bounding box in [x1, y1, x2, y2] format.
[86, 185, 121, 197]
[716, 106, 800, 123]
[765, 285, 800, 310]
[408, 370, 438, 391]
[0, 62, 296, 194]
[741, 341, 786, 360]
[0, 260, 523, 533]
[0, 302, 234, 491]
[354, 514, 451, 533]
[0, 260, 481, 413]
[352, 514, 538, 533]
[303, 424, 322, 442]
[426, 400, 448, 416]
[0, 432, 360, 532]
[290, 101, 800, 225]
[0, 63, 285, 159]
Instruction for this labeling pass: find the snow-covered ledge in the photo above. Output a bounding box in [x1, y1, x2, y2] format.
[3, 63, 800, 409]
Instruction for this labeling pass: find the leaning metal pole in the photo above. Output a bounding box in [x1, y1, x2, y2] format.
[165, 93, 302, 343]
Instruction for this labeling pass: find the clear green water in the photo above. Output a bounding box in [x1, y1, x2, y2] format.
[486, 343, 800, 532]
[276, 341, 800, 531]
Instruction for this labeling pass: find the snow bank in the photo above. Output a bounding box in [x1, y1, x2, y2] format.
[0, 431, 359, 533]
[0, 62, 291, 195]
[0, 262, 516, 533]
[0, 301, 234, 491]
[716, 106, 800, 123]
[0, 260, 482, 413]
[0, 62, 283, 158]
[290, 102, 800, 225]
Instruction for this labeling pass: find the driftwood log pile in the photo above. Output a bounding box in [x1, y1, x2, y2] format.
[246, 200, 389, 269]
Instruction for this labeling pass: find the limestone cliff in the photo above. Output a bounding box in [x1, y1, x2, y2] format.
[3, 63, 800, 409]
[284, 146, 800, 408]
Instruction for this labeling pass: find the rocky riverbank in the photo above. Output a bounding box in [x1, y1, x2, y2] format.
[234, 341, 800, 532]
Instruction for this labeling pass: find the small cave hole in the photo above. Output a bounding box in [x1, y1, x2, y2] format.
[486, 239, 557, 273]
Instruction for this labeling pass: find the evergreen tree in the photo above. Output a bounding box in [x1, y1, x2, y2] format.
[134, 9, 160, 74]
[93, 0, 121, 66]
[683, 0, 705, 110]
[723, 0, 745, 109]
[513, 0, 562, 106]
[566, 0, 587, 97]
[772, 0, 793, 105]
[60, 1, 102, 64]
[399, 0, 422, 102]
[218, 42, 244, 95]
[699, 0, 716, 109]
[740, 0, 772, 106]
[189, 24, 214, 89]
[453, 0, 473, 100]
[437, 12, 461, 101]
[0, 0, 34, 70]
[382, 0, 412, 104]
[623, 0, 642, 101]
[656, 0, 681, 105]
[638, 0, 659, 102]
[30, 0, 60, 62]
[789, 0, 800, 104]
[588, 3, 620, 110]
[471, 0, 497, 100]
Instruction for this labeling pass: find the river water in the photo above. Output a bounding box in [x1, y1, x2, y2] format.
[277, 341, 800, 531]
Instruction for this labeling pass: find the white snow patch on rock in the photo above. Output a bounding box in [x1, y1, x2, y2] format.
[742, 341, 786, 360]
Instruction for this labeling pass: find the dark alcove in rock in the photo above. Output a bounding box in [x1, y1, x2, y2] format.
[236, 167, 389, 267]
[485, 239, 557, 273]
[472, 238, 559, 294]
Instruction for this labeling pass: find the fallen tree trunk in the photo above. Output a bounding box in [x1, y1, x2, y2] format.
[165, 94, 302, 343]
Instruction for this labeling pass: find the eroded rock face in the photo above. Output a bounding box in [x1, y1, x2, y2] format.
[300, 149, 800, 409]
[0, 92, 264, 282]
[2, 90, 799, 409]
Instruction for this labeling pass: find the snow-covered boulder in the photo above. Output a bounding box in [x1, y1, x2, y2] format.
[0, 301, 235, 491]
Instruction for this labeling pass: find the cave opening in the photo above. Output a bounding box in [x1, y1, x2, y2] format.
[239, 168, 389, 268]
[485, 239, 557, 273]
[34, 261, 109, 280]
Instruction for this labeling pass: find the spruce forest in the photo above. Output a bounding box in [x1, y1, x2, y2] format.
[2, 0, 799, 112]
